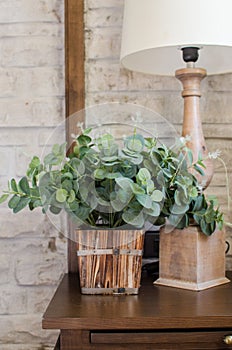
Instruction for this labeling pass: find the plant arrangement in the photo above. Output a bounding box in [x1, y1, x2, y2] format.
[0, 128, 223, 235]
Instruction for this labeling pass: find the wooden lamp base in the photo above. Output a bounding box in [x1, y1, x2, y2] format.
[155, 226, 230, 291]
[175, 67, 214, 189]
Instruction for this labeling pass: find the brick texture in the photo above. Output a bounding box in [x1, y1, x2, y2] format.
[0, 1, 66, 349]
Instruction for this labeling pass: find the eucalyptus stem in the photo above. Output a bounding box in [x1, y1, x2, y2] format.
[169, 152, 187, 187]
[217, 156, 231, 212]
[4, 190, 41, 200]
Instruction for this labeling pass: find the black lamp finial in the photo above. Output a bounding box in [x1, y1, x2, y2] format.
[181, 47, 200, 63]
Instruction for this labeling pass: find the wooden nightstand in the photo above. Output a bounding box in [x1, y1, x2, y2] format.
[43, 272, 232, 349]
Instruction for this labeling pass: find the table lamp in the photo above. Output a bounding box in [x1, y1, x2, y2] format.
[120, 0, 232, 189]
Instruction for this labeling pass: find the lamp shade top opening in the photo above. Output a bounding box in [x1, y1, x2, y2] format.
[120, 0, 232, 75]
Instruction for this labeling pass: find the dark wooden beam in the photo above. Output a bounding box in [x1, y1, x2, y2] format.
[65, 0, 85, 272]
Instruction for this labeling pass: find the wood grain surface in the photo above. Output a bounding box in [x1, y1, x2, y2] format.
[43, 272, 232, 330]
[65, 0, 85, 273]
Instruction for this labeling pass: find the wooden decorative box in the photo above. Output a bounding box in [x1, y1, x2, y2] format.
[76, 229, 144, 294]
[155, 226, 229, 291]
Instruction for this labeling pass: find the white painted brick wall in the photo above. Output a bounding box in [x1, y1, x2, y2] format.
[0, 0, 66, 349]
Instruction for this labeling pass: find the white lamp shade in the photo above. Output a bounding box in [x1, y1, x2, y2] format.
[120, 0, 232, 75]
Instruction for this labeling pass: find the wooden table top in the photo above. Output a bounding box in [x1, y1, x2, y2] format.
[42, 272, 232, 331]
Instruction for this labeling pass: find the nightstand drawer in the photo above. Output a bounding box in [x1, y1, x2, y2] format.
[91, 330, 232, 349]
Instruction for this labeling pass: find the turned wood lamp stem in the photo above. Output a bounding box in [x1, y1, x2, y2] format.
[175, 47, 213, 189]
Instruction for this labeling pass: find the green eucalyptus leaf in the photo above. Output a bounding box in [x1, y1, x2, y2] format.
[94, 169, 106, 180]
[168, 214, 182, 227]
[97, 196, 110, 207]
[193, 196, 203, 211]
[61, 172, 73, 181]
[97, 134, 114, 149]
[117, 188, 132, 203]
[210, 221, 216, 233]
[124, 134, 144, 153]
[193, 164, 205, 176]
[79, 146, 90, 158]
[111, 197, 125, 212]
[49, 206, 62, 215]
[205, 211, 214, 224]
[193, 214, 201, 225]
[78, 176, 90, 201]
[197, 160, 206, 169]
[106, 172, 121, 179]
[189, 186, 198, 198]
[136, 194, 152, 209]
[193, 195, 206, 211]
[146, 179, 155, 194]
[103, 161, 120, 166]
[83, 150, 99, 165]
[18, 177, 30, 195]
[174, 190, 183, 206]
[151, 150, 161, 166]
[207, 195, 218, 206]
[89, 195, 98, 210]
[56, 188, 68, 203]
[28, 156, 40, 170]
[115, 177, 133, 193]
[144, 202, 160, 217]
[73, 180, 79, 193]
[176, 214, 189, 229]
[83, 127, 92, 135]
[8, 195, 21, 209]
[68, 189, 76, 203]
[44, 153, 59, 167]
[69, 158, 85, 175]
[77, 134, 92, 146]
[121, 149, 143, 164]
[143, 159, 154, 173]
[30, 187, 40, 198]
[31, 199, 42, 208]
[200, 219, 213, 236]
[122, 209, 145, 228]
[67, 200, 79, 212]
[50, 193, 65, 208]
[102, 143, 118, 157]
[61, 179, 73, 193]
[13, 197, 31, 213]
[10, 179, 18, 192]
[151, 190, 163, 202]
[101, 155, 118, 162]
[157, 170, 165, 186]
[171, 203, 189, 215]
[162, 169, 172, 179]
[76, 205, 91, 220]
[137, 168, 151, 184]
[0, 194, 9, 203]
[119, 162, 137, 178]
[130, 183, 145, 195]
[129, 154, 143, 165]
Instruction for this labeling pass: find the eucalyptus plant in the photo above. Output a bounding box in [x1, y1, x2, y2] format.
[0, 128, 223, 235]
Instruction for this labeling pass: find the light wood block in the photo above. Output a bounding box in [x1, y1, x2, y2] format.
[155, 226, 230, 291]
